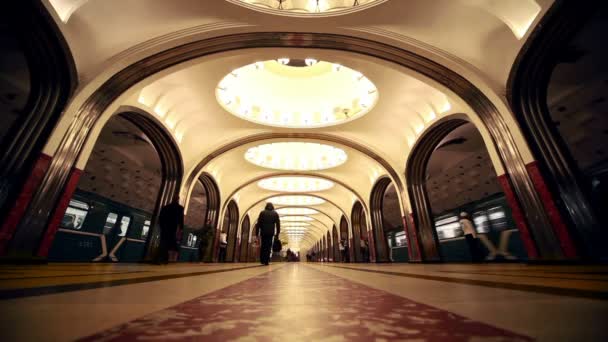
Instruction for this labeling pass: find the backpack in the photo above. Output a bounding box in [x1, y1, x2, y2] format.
[272, 238, 282, 252]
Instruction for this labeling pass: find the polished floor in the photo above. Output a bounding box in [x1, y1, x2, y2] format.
[1, 263, 607, 341]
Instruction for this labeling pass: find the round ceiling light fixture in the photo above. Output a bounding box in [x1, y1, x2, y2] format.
[276, 207, 319, 215]
[258, 176, 334, 192]
[216, 59, 378, 128]
[269, 195, 325, 206]
[245, 142, 347, 171]
[229, 0, 385, 16]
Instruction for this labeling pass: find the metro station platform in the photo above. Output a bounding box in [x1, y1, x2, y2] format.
[1, 263, 607, 341]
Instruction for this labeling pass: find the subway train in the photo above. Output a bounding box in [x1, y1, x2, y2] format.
[49, 190, 201, 262]
[433, 194, 528, 262]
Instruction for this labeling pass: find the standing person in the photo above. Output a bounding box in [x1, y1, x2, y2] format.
[197, 218, 214, 262]
[338, 239, 345, 262]
[360, 237, 368, 262]
[218, 230, 228, 262]
[157, 195, 184, 264]
[340, 238, 349, 263]
[460, 212, 480, 262]
[256, 202, 280, 265]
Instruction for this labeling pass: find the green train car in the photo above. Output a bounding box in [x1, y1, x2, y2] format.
[434, 194, 528, 262]
[49, 190, 152, 262]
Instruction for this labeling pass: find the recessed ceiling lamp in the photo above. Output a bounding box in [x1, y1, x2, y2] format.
[216, 59, 378, 128]
[279, 215, 315, 222]
[276, 207, 319, 215]
[258, 176, 334, 192]
[245, 142, 347, 171]
[270, 195, 325, 206]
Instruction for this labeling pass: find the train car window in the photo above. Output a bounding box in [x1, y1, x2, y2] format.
[60, 199, 89, 230]
[472, 211, 491, 233]
[434, 215, 463, 240]
[141, 220, 151, 239]
[487, 206, 508, 231]
[394, 231, 407, 247]
[186, 233, 197, 247]
[118, 216, 131, 237]
[102, 212, 118, 235]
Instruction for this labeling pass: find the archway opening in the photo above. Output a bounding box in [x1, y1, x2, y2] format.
[339, 216, 350, 262]
[49, 114, 172, 262]
[326, 231, 332, 261]
[0, 2, 75, 241]
[332, 225, 340, 262]
[181, 174, 220, 262]
[351, 202, 369, 262]
[239, 215, 251, 262]
[371, 179, 408, 263]
[222, 200, 240, 262]
[543, 6, 608, 257]
[410, 121, 528, 262]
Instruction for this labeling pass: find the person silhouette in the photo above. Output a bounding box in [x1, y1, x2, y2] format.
[255, 202, 280, 265]
[157, 194, 184, 264]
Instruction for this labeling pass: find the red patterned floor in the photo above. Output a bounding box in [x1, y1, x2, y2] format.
[81, 264, 532, 341]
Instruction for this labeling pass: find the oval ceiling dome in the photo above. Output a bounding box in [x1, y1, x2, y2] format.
[245, 142, 347, 171]
[217, 59, 378, 128]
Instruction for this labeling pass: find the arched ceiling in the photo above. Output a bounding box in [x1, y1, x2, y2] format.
[45, 0, 548, 87]
[41, 0, 555, 251]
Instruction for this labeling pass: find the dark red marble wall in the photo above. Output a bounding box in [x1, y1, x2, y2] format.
[37, 167, 83, 257]
[367, 228, 376, 262]
[497, 174, 539, 259]
[525, 161, 577, 258]
[406, 214, 424, 262]
[0, 154, 52, 255]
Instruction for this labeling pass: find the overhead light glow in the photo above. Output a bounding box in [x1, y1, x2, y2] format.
[245, 142, 347, 171]
[305, 58, 318, 66]
[279, 215, 315, 222]
[280, 222, 310, 227]
[276, 207, 319, 215]
[216, 59, 378, 128]
[234, 0, 383, 15]
[258, 176, 335, 192]
[270, 195, 325, 206]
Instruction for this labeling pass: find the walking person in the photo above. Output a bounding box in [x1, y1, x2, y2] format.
[156, 195, 184, 264]
[218, 230, 228, 262]
[255, 202, 280, 265]
[460, 212, 481, 262]
[360, 236, 369, 262]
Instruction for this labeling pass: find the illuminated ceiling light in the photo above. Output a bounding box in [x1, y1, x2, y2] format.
[216, 60, 378, 128]
[258, 176, 334, 192]
[279, 215, 315, 222]
[276, 207, 319, 215]
[233, 0, 383, 15]
[442, 101, 451, 113]
[284, 227, 308, 232]
[269, 195, 325, 206]
[244, 142, 347, 171]
[305, 58, 318, 66]
[280, 222, 310, 227]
